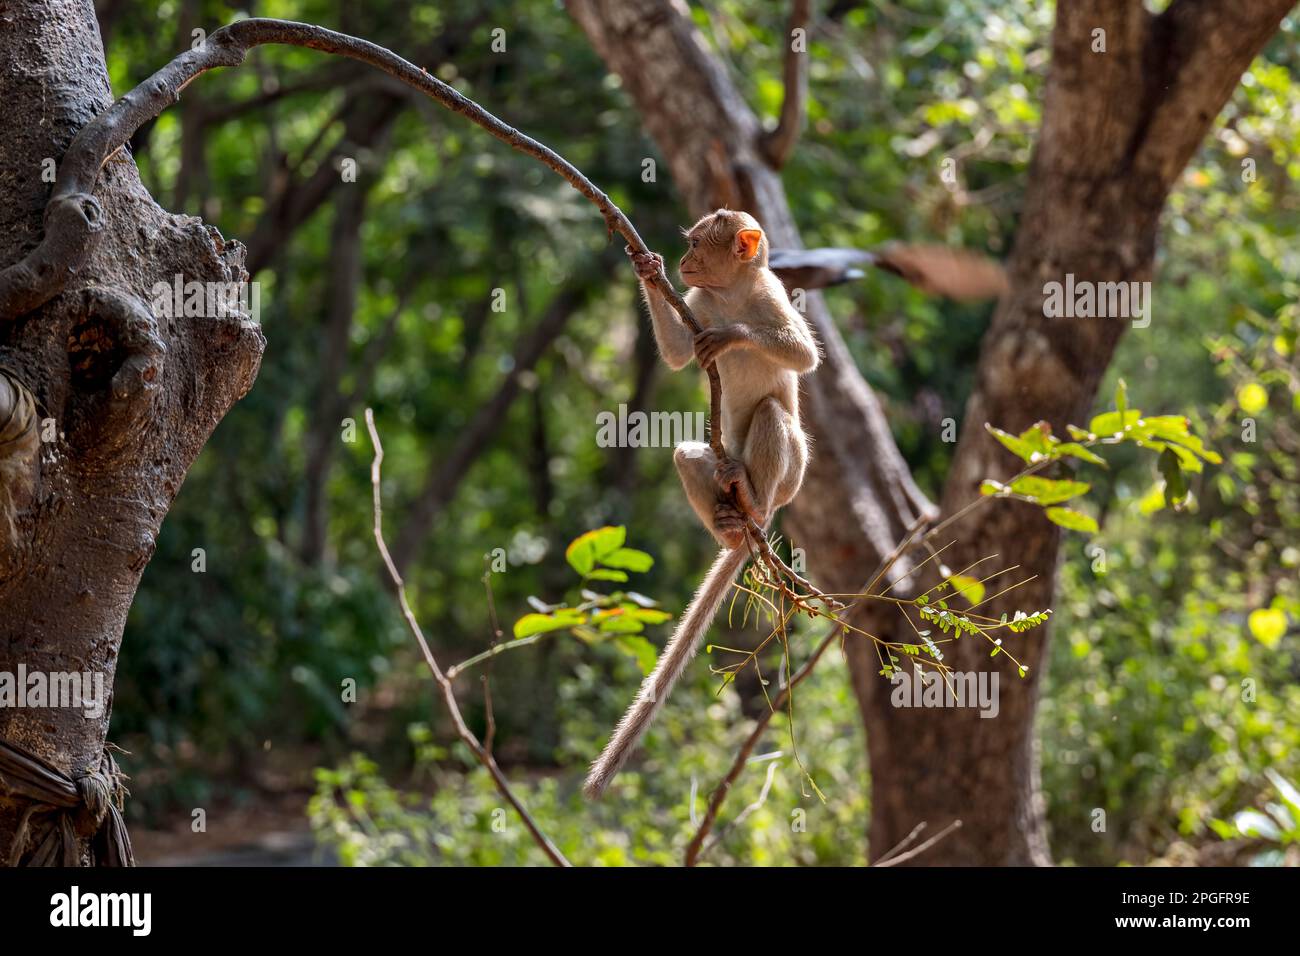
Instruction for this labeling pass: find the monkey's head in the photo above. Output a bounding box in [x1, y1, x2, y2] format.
[678, 209, 767, 289]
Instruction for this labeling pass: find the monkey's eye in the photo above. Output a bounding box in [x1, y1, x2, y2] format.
[690, 238, 700, 249]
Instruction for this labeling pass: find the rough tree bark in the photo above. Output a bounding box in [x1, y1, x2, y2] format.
[0, 0, 262, 863]
[567, 0, 1292, 863]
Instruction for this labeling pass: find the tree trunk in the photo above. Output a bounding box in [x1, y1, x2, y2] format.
[568, 0, 1293, 863]
[0, 0, 262, 864]
[857, 0, 1294, 866]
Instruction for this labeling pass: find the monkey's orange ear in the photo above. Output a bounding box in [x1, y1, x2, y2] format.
[735, 228, 763, 261]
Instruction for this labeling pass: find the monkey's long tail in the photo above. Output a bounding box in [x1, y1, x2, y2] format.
[583, 545, 748, 799]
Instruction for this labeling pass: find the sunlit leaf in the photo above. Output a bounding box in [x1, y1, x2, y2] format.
[1136, 481, 1167, 515]
[945, 573, 985, 605]
[565, 526, 627, 575]
[622, 605, 672, 625]
[598, 614, 645, 634]
[513, 610, 583, 639]
[1247, 607, 1287, 648]
[600, 547, 654, 573]
[1088, 409, 1142, 435]
[1055, 442, 1106, 466]
[1232, 809, 1282, 840]
[1008, 475, 1089, 505]
[1045, 507, 1099, 534]
[586, 568, 630, 583]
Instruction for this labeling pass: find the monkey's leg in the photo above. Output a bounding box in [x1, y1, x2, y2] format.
[733, 396, 805, 524]
[673, 442, 746, 549]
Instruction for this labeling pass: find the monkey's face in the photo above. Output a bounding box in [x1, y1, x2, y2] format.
[679, 210, 766, 289]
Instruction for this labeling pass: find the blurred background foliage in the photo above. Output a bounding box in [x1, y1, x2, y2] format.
[99, 0, 1298, 865]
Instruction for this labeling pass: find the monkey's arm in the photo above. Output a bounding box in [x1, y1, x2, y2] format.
[742, 319, 821, 374]
[643, 282, 696, 371]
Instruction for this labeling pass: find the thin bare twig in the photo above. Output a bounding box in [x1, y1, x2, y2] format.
[874, 820, 962, 867]
[481, 568, 504, 757]
[365, 409, 569, 867]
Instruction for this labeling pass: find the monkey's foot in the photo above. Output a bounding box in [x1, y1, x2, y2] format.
[714, 458, 761, 521]
[713, 503, 747, 550]
[714, 457, 747, 493]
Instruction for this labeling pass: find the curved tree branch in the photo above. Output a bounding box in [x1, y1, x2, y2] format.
[759, 0, 813, 169]
[0, 17, 829, 594]
[0, 17, 728, 451]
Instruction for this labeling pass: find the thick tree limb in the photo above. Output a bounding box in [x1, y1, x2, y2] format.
[759, 0, 813, 169]
[1133, 0, 1296, 189]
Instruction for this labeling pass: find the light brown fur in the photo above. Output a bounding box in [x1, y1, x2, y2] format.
[584, 210, 820, 799]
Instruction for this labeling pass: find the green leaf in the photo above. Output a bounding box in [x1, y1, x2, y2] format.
[613, 635, 658, 674]
[985, 425, 1037, 463]
[1115, 379, 1128, 420]
[1159, 442, 1206, 476]
[1045, 507, 1099, 534]
[1088, 409, 1141, 435]
[1137, 414, 1190, 440]
[1008, 475, 1090, 505]
[598, 614, 645, 634]
[622, 605, 672, 625]
[1126, 416, 1223, 467]
[979, 480, 1005, 496]
[513, 610, 583, 639]
[585, 568, 630, 583]
[1247, 607, 1287, 648]
[565, 526, 626, 576]
[985, 423, 1056, 463]
[599, 547, 654, 573]
[1055, 442, 1106, 466]
[1158, 447, 1187, 506]
[1136, 481, 1167, 515]
[945, 573, 985, 605]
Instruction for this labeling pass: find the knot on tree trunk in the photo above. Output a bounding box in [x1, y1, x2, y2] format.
[65, 287, 166, 464]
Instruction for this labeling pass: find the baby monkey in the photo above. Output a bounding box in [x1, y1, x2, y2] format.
[584, 209, 820, 798]
[635, 209, 820, 545]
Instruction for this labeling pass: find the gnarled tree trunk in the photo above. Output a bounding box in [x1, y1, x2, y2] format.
[0, 0, 263, 864]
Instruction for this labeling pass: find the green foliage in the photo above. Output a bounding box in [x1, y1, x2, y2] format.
[980, 381, 1220, 533]
[497, 527, 668, 674]
[1041, 303, 1300, 865]
[309, 651, 870, 866]
[1211, 770, 1300, 865]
